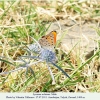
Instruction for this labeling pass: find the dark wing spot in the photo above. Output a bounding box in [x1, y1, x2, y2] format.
[42, 36, 45, 38]
[51, 43, 53, 45]
[50, 35, 53, 37]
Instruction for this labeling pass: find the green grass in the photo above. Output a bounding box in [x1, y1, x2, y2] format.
[0, 0, 100, 92]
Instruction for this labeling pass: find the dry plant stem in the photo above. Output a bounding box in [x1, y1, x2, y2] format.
[38, 8, 61, 34]
[30, 36, 41, 50]
[0, 24, 32, 28]
[47, 63, 56, 85]
[0, 60, 42, 75]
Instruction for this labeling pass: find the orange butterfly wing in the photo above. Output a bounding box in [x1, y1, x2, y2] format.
[39, 31, 57, 48]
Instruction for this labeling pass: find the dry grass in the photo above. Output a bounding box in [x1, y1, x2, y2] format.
[0, 0, 100, 92]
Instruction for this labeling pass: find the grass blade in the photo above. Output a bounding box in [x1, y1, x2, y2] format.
[51, 62, 71, 80]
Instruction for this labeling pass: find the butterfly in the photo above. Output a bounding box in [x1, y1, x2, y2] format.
[39, 31, 57, 51]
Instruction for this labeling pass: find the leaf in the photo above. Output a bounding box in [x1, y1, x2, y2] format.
[0, 58, 15, 66]
[51, 62, 71, 80]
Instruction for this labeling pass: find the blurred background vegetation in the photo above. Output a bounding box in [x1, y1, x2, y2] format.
[0, 0, 100, 92]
